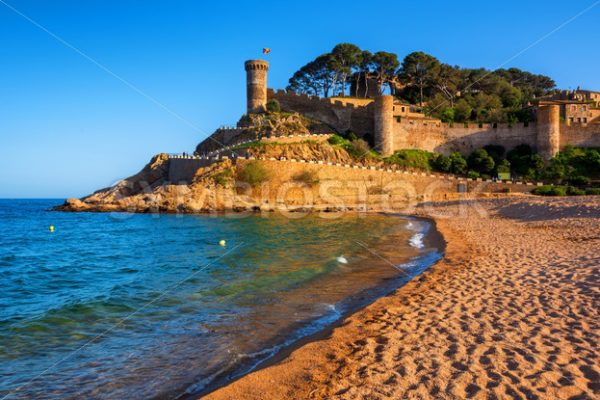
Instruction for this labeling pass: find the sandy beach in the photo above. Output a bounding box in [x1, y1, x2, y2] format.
[203, 196, 599, 399]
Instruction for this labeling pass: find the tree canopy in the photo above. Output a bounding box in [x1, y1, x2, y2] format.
[286, 43, 557, 123]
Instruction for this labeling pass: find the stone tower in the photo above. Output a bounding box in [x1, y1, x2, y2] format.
[537, 104, 560, 160]
[374, 95, 394, 156]
[245, 59, 269, 113]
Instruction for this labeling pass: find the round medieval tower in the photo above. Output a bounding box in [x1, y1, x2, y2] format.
[374, 95, 395, 156]
[244, 60, 269, 113]
[536, 104, 560, 160]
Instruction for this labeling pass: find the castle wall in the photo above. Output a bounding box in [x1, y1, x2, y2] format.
[267, 89, 375, 137]
[391, 120, 538, 155]
[560, 122, 600, 148]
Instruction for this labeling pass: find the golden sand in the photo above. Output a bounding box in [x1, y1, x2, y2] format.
[203, 196, 599, 400]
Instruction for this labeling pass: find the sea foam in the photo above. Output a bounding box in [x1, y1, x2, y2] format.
[409, 233, 425, 249]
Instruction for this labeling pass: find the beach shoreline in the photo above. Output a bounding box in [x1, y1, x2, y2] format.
[173, 214, 445, 400]
[201, 196, 599, 400]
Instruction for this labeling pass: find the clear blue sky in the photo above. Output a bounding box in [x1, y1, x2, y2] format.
[1, 0, 598, 198]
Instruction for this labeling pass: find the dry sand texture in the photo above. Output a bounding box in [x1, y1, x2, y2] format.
[203, 196, 599, 400]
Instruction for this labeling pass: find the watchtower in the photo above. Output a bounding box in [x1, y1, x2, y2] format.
[537, 103, 561, 160]
[374, 95, 395, 156]
[245, 60, 269, 113]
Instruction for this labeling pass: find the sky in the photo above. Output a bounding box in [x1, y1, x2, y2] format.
[0, 0, 599, 198]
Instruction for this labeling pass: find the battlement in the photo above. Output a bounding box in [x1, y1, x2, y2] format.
[244, 60, 269, 71]
[267, 88, 374, 112]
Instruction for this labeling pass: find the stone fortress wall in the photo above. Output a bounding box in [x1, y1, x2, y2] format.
[197, 59, 600, 162]
[268, 90, 600, 158]
[266, 89, 375, 136]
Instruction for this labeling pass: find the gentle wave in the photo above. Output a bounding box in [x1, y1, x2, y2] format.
[0, 200, 441, 400]
[409, 233, 425, 248]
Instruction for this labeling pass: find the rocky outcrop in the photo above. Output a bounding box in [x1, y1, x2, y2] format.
[195, 112, 333, 154]
[247, 141, 354, 164]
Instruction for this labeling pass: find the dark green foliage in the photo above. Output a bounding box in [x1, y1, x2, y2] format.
[468, 149, 495, 174]
[328, 135, 377, 160]
[585, 188, 600, 195]
[432, 153, 452, 172]
[569, 176, 590, 186]
[449, 152, 468, 174]
[532, 185, 567, 196]
[328, 134, 351, 146]
[467, 170, 480, 179]
[566, 186, 585, 196]
[342, 130, 358, 141]
[507, 144, 538, 177]
[237, 161, 270, 186]
[483, 144, 505, 164]
[266, 99, 281, 113]
[532, 185, 586, 196]
[386, 149, 434, 170]
[288, 45, 555, 113]
[543, 146, 600, 183]
[453, 99, 472, 122]
[496, 159, 511, 173]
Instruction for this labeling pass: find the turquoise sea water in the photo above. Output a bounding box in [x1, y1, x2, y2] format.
[0, 199, 441, 399]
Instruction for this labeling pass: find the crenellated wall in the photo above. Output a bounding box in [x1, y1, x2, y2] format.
[263, 88, 598, 159]
[385, 119, 537, 155]
[267, 89, 374, 136]
[560, 122, 600, 148]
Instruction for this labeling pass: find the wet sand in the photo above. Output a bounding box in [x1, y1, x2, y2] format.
[203, 196, 599, 399]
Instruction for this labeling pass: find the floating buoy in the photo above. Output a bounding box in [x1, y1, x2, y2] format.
[336, 255, 348, 264]
[49, 225, 55, 232]
[219, 240, 226, 247]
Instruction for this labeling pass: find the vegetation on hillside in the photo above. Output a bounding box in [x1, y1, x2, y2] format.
[236, 161, 270, 186]
[287, 43, 556, 124]
[327, 133, 380, 161]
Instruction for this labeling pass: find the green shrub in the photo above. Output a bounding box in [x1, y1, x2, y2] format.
[237, 161, 270, 186]
[293, 170, 319, 185]
[342, 130, 358, 141]
[328, 134, 351, 147]
[496, 159, 511, 174]
[467, 170, 480, 179]
[566, 186, 585, 196]
[585, 188, 600, 195]
[214, 168, 233, 187]
[346, 139, 374, 160]
[468, 148, 495, 174]
[532, 185, 567, 196]
[449, 152, 468, 175]
[483, 144, 505, 164]
[544, 146, 600, 183]
[569, 175, 590, 186]
[387, 149, 433, 171]
[432, 154, 452, 172]
[266, 99, 281, 113]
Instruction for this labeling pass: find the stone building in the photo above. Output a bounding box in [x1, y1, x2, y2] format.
[200, 60, 600, 160]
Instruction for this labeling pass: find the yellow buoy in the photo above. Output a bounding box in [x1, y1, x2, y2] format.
[49, 225, 55, 232]
[219, 240, 226, 247]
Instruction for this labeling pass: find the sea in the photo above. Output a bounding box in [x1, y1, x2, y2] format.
[0, 199, 442, 399]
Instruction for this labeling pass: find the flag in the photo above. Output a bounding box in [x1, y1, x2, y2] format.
[262, 48, 271, 54]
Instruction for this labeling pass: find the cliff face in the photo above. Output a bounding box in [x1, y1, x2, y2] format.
[55, 141, 365, 213]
